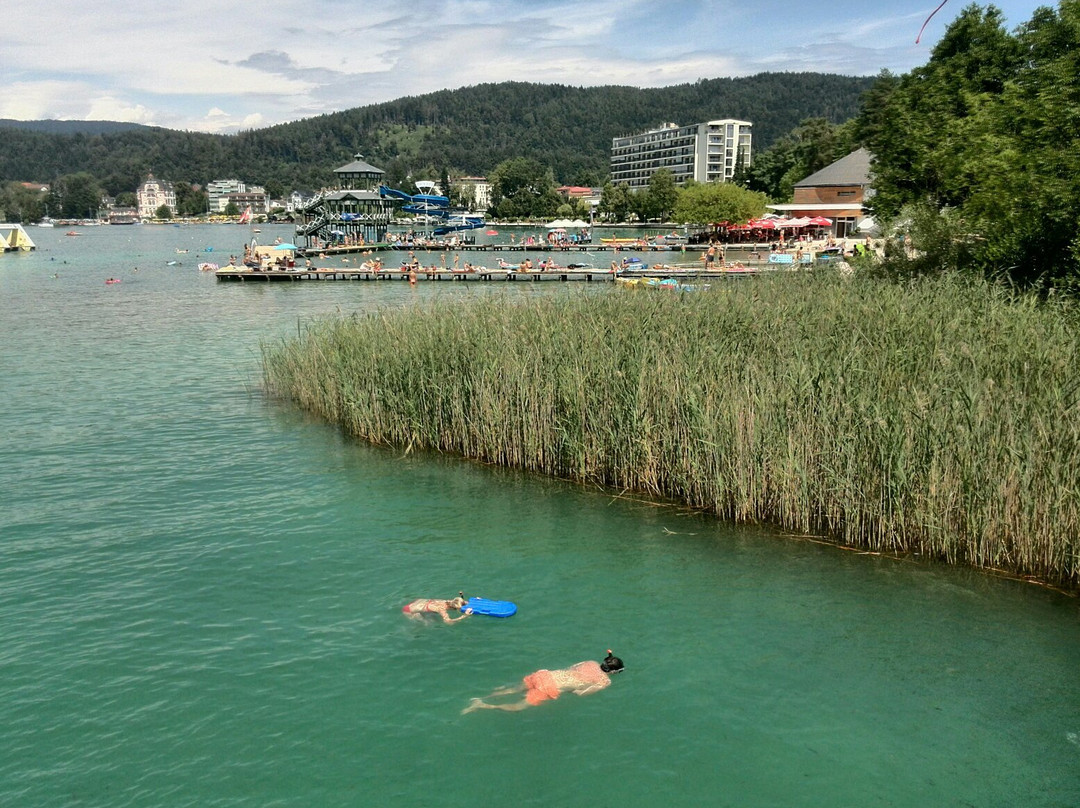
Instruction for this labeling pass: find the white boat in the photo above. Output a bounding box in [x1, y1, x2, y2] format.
[36, 217, 55, 228]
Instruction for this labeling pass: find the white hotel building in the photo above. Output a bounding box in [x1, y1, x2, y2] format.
[610, 119, 753, 190]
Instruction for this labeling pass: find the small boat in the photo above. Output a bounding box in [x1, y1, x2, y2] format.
[65, 230, 80, 237]
[105, 278, 121, 284]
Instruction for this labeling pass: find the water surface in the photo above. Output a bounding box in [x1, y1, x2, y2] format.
[1, 224, 1077, 807]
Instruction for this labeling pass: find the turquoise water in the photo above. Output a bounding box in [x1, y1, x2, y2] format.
[1, 225, 1078, 807]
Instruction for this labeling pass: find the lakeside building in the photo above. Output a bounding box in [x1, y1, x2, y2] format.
[294, 154, 393, 250]
[286, 190, 316, 215]
[108, 207, 139, 225]
[610, 120, 752, 190]
[454, 176, 491, 211]
[136, 174, 176, 219]
[767, 148, 875, 238]
[208, 180, 247, 213]
[225, 190, 269, 216]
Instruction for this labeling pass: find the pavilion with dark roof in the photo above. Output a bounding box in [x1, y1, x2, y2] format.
[294, 154, 393, 250]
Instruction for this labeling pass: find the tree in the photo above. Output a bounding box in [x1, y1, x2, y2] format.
[173, 182, 209, 217]
[223, 201, 240, 216]
[264, 179, 284, 200]
[49, 172, 102, 218]
[672, 181, 768, 225]
[646, 169, 678, 222]
[599, 181, 632, 223]
[859, 2, 1080, 285]
[746, 117, 855, 201]
[0, 181, 45, 223]
[114, 191, 137, 207]
[155, 204, 172, 220]
[488, 157, 556, 219]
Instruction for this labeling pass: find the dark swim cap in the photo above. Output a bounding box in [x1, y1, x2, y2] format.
[600, 651, 624, 673]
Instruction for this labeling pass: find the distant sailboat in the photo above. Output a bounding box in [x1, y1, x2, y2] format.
[238, 206, 252, 225]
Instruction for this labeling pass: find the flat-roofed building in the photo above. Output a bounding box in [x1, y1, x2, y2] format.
[226, 191, 269, 215]
[207, 179, 246, 212]
[453, 176, 491, 211]
[611, 120, 752, 190]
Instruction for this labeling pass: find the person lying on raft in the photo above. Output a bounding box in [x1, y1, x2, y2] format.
[402, 593, 472, 624]
[462, 651, 624, 713]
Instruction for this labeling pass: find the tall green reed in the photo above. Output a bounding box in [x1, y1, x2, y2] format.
[262, 273, 1080, 588]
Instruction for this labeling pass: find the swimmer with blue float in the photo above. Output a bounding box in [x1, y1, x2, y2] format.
[462, 651, 624, 713]
[402, 591, 518, 623]
[402, 593, 472, 624]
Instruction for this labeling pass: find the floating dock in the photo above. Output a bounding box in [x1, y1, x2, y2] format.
[1, 224, 36, 252]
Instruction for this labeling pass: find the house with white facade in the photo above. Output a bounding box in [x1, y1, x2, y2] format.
[136, 174, 177, 219]
[453, 176, 492, 211]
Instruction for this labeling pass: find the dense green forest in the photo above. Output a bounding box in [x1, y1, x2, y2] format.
[0, 73, 872, 195]
[861, 1, 1080, 287]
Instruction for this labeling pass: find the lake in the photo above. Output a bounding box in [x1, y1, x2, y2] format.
[1, 223, 1077, 807]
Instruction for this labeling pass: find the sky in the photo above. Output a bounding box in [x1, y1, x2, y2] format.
[0, 0, 1051, 134]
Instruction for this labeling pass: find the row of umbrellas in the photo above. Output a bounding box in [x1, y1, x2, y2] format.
[545, 219, 590, 229]
[727, 216, 832, 231]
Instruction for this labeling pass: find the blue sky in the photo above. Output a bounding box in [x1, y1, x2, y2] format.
[0, 0, 1051, 133]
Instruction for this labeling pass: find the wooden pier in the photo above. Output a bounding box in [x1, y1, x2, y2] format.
[297, 240, 736, 258]
[215, 267, 619, 283]
[214, 261, 802, 284]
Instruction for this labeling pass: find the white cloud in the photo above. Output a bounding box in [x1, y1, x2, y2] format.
[0, 0, 1048, 131]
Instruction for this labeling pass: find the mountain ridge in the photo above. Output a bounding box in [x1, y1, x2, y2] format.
[0, 73, 874, 192]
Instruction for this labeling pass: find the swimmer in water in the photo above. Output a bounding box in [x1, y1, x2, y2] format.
[402, 593, 472, 624]
[462, 651, 624, 713]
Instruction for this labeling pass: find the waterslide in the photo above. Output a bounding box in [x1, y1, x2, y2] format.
[378, 183, 485, 234]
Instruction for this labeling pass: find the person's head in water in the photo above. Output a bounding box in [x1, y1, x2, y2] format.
[450, 596, 467, 609]
[600, 650, 624, 674]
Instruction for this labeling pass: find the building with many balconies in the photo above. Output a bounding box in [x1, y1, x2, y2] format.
[610, 120, 752, 190]
[207, 179, 246, 213]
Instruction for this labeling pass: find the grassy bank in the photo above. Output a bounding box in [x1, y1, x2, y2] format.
[262, 273, 1080, 588]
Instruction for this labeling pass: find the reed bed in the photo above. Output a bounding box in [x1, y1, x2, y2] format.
[262, 273, 1080, 588]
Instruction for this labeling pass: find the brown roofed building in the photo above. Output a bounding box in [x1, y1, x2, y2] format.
[768, 148, 875, 238]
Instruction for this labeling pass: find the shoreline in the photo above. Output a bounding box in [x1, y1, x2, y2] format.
[261, 272, 1080, 591]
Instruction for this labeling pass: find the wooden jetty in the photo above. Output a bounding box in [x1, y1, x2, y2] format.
[215, 267, 619, 283]
[214, 260, 804, 284]
[296, 240, 741, 257]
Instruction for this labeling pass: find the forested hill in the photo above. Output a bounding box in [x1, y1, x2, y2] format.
[0, 119, 155, 136]
[0, 73, 873, 194]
